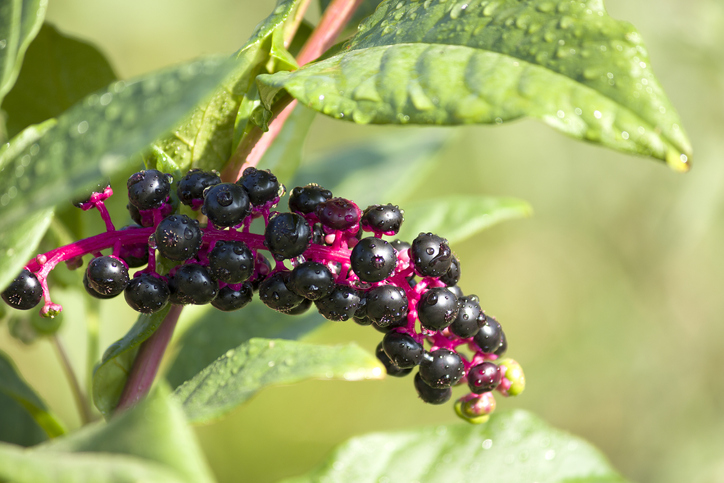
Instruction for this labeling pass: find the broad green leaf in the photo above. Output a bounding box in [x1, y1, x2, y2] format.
[282, 409, 631, 483]
[0, 0, 47, 107]
[0, 350, 65, 443]
[396, 195, 532, 245]
[0, 55, 235, 229]
[259, 0, 692, 171]
[36, 386, 213, 483]
[258, 104, 316, 183]
[0, 120, 54, 293]
[173, 338, 383, 423]
[292, 130, 450, 208]
[0, 392, 46, 446]
[92, 305, 171, 417]
[3, 23, 116, 138]
[166, 300, 326, 389]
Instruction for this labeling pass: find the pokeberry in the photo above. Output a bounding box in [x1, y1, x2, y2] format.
[473, 315, 503, 353]
[495, 330, 508, 357]
[83, 272, 116, 299]
[439, 255, 461, 286]
[410, 233, 453, 277]
[350, 237, 397, 283]
[86, 256, 129, 297]
[249, 253, 272, 292]
[312, 223, 325, 245]
[449, 295, 484, 338]
[72, 179, 110, 207]
[361, 204, 404, 234]
[168, 264, 218, 305]
[127, 202, 152, 227]
[417, 287, 459, 331]
[365, 285, 408, 326]
[314, 285, 361, 321]
[202, 183, 251, 228]
[118, 225, 148, 268]
[316, 198, 361, 231]
[287, 261, 334, 300]
[154, 215, 202, 261]
[448, 285, 463, 299]
[208, 240, 254, 284]
[467, 362, 501, 394]
[284, 297, 313, 315]
[237, 167, 281, 206]
[127, 169, 171, 210]
[124, 274, 170, 314]
[390, 239, 410, 253]
[414, 372, 452, 405]
[376, 343, 413, 377]
[2, 270, 43, 310]
[264, 212, 311, 259]
[419, 349, 464, 389]
[177, 169, 221, 206]
[382, 331, 424, 368]
[372, 315, 407, 334]
[211, 282, 253, 312]
[258, 272, 304, 312]
[288, 184, 332, 214]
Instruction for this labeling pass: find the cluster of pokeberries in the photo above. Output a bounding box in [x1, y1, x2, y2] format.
[1, 167, 525, 422]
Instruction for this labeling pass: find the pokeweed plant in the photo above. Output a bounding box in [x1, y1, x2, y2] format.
[0, 0, 691, 481]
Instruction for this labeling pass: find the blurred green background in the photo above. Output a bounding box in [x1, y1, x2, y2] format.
[1, 0, 723, 482]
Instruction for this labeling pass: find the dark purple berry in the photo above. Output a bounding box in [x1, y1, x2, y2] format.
[390, 239, 410, 253]
[127, 202, 152, 227]
[467, 362, 501, 394]
[361, 204, 404, 234]
[372, 315, 407, 334]
[177, 169, 221, 206]
[72, 179, 110, 207]
[2, 270, 43, 309]
[237, 167, 281, 206]
[211, 282, 253, 312]
[350, 237, 397, 283]
[382, 331, 424, 368]
[473, 316, 503, 353]
[208, 241, 254, 284]
[312, 223, 325, 245]
[417, 287, 459, 331]
[249, 253, 272, 292]
[83, 272, 116, 299]
[154, 215, 202, 261]
[419, 349, 464, 389]
[86, 256, 129, 297]
[118, 225, 148, 268]
[439, 255, 460, 286]
[316, 198, 361, 231]
[124, 274, 170, 314]
[314, 285, 361, 321]
[127, 169, 171, 210]
[258, 272, 304, 312]
[449, 295, 484, 338]
[414, 372, 451, 404]
[365, 285, 408, 326]
[410, 233, 453, 277]
[288, 261, 334, 300]
[495, 330, 508, 357]
[284, 297, 313, 315]
[168, 264, 218, 305]
[448, 285, 463, 299]
[202, 183, 251, 228]
[264, 212, 311, 259]
[376, 343, 413, 377]
[354, 315, 373, 326]
[289, 184, 332, 214]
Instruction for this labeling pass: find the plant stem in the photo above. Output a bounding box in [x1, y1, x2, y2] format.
[115, 304, 183, 413]
[51, 334, 92, 425]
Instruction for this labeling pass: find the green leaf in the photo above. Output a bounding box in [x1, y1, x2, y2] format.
[0, 120, 55, 292]
[166, 300, 326, 389]
[396, 195, 532, 245]
[282, 409, 631, 483]
[2, 23, 116, 138]
[92, 305, 171, 417]
[0, 350, 65, 443]
[0, 55, 235, 229]
[259, 0, 692, 171]
[173, 338, 383, 424]
[0, 0, 47, 107]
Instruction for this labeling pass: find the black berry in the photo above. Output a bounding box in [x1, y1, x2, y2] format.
[289, 184, 332, 214]
[372, 315, 407, 334]
[439, 255, 461, 286]
[448, 285, 463, 299]
[414, 372, 451, 404]
[390, 239, 410, 253]
[417, 287, 459, 331]
[376, 343, 413, 377]
[154, 215, 202, 261]
[365, 285, 408, 326]
[237, 167, 281, 206]
[177, 169, 221, 206]
[419, 349, 464, 389]
[83, 272, 116, 299]
[127, 202, 152, 227]
[208, 241, 254, 284]
[124, 274, 170, 314]
[382, 331, 424, 368]
[168, 264, 218, 305]
[288, 261, 334, 300]
[495, 330, 508, 357]
[284, 297, 313, 315]
[86, 256, 129, 297]
[264, 213, 311, 259]
[361, 204, 404, 234]
[127, 169, 171, 210]
[2, 270, 43, 309]
[350, 237, 397, 283]
[467, 362, 501, 394]
[211, 282, 253, 312]
[118, 225, 148, 268]
[202, 183, 251, 228]
[249, 253, 272, 292]
[314, 285, 361, 321]
[449, 295, 484, 338]
[258, 272, 304, 312]
[473, 316, 503, 353]
[316, 198, 361, 231]
[410, 233, 453, 277]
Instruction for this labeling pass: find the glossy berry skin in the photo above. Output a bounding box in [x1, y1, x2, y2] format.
[118, 225, 148, 268]
[264, 213, 311, 259]
[154, 215, 203, 261]
[410, 233, 453, 277]
[448, 285, 464, 299]
[238, 167, 280, 206]
[124, 274, 170, 314]
[495, 330, 508, 357]
[208, 241, 254, 284]
[474, 316, 503, 353]
[467, 362, 502, 394]
[258, 272, 303, 312]
[169, 264, 218, 305]
[372, 315, 407, 334]
[419, 349, 465, 389]
[365, 285, 409, 326]
[439, 255, 461, 286]
[249, 253, 272, 292]
[2, 270, 43, 309]
[315, 285, 361, 321]
[287, 261, 334, 300]
[390, 239, 410, 253]
[414, 372, 451, 405]
[449, 295, 484, 338]
[376, 343, 413, 377]
[211, 282, 253, 312]
[316, 198, 361, 231]
[284, 297, 313, 315]
[417, 287, 459, 331]
[177, 169, 221, 206]
[361, 204, 404, 234]
[350, 237, 397, 283]
[382, 331, 424, 368]
[83, 272, 116, 299]
[72, 179, 110, 207]
[86, 256, 129, 297]
[289, 184, 333, 214]
[127, 169, 171, 210]
[203, 183, 251, 228]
